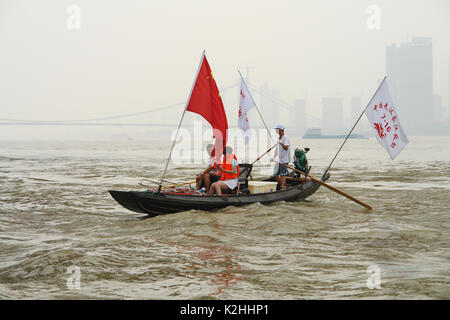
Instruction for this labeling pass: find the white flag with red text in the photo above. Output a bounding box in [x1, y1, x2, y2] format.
[238, 77, 256, 143]
[365, 78, 409, 159]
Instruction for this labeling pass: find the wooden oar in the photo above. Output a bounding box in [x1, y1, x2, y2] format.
[251, 143, 278, 165]
[140, 179, 196, 190]
[278, 163, 372, 210]
[166, 180, 196, 188]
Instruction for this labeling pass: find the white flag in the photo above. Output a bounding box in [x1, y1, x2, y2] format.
[365, 78, 409, 159]
[238, 76, 256, 143]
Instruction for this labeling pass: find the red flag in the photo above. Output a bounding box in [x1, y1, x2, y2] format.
[186, 54, 228, 160]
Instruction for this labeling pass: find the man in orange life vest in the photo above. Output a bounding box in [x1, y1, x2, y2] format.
[207, 146, 239, 196]
[195, 144, 221, 193]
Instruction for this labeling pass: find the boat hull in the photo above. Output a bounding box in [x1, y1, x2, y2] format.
[109, 179, 323, 217]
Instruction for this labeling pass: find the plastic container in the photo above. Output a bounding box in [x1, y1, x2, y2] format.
[247, 181, 278, 194]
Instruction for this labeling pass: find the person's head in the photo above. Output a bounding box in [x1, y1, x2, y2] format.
[224, 146, 233, 156]
[206, 144, 214, 156]
[273, 124, 285, 137]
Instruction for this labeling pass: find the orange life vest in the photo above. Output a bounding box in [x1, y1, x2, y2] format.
[220, 154, 239, 181]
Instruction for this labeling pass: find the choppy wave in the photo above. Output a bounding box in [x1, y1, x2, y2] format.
[0, 139, 449, 299]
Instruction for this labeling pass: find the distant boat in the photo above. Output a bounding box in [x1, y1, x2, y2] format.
[303, 128, 367, 139]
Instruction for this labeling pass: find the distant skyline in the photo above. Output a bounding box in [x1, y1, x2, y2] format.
[1, 0, 449, 139]
[387, 37, 434, 134]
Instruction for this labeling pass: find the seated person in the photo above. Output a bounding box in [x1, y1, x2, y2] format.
[196, 144, 221, 193]
[207, 146, 239, 196]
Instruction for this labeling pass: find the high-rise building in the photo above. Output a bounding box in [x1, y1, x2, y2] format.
[387, 37, 433, 134]
[350, 96, 366, 133]
[350, 96, 362, 123]
[291, 99, 306, 137]
[322, 97, 344, 134]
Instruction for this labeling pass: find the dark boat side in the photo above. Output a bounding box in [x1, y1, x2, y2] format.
[109, 174, 328, 217]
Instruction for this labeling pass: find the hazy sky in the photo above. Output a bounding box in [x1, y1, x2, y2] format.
[0, 0, 449, 139]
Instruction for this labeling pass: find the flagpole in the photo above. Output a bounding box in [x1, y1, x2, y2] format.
[322, 76, 387, 179]
[238, 70, 274, 143]
[157, 50, 205, 193]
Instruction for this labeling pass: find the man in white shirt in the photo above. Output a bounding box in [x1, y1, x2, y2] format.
[271, 124, 290, 190]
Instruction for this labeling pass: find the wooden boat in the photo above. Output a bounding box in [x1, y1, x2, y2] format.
[107, 54, 342, 216]
[109, 166, 330, 217]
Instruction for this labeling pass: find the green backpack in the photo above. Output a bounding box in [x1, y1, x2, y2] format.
[293, 148, 308, 173]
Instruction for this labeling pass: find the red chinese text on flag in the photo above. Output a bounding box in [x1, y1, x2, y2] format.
[238, 77, 256, 144]
[364, 79, 409, 159]
[186, 54, 228, 160]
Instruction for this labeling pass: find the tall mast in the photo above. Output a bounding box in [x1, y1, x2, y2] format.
[157, 51, 206, 193]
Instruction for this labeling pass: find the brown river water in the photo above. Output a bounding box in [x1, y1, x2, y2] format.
[0, 137, 449, 299]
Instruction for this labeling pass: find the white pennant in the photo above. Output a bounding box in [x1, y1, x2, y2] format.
[238, 77, 256, 144]
[365, 79, 409, 159]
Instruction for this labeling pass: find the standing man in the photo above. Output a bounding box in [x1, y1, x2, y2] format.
[271, 124, 290, 190]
